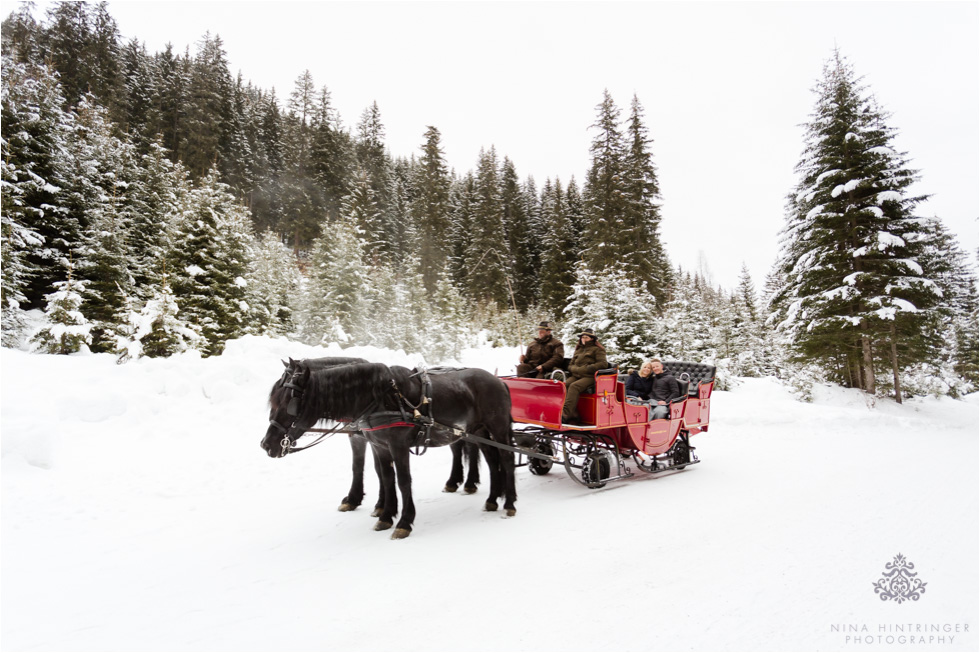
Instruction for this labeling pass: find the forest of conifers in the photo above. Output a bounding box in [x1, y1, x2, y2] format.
[2, 2, 977, 401]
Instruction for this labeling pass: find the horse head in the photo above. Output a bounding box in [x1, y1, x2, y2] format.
[261, 362, 311, 458]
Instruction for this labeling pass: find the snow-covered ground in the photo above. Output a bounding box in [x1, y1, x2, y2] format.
[2, 336, 977, 652]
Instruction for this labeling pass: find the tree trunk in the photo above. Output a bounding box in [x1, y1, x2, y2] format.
[860, 324, 875, 394]
[889, 322, 902, 404]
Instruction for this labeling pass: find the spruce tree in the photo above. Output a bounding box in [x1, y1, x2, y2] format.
[623, 94, 672, 304]
[465, 147, 510, 307]
[1, 56, 76, 309]
[168, 168, 252, 355]
[772, 50, 956, 399]
[30, 263, 92, 354]
[297, 195, 370, 345]
[582, 89, 628, 272]
[538, 178, 576, 312]
[410, 126, 452, 293]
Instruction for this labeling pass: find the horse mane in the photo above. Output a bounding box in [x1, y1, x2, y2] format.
[300, 362, 397, 423]
[268, 356, 368, 410]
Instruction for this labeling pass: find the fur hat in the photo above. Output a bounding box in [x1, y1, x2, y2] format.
[578, 328, 597, 338]
[537, 321, 553, 331]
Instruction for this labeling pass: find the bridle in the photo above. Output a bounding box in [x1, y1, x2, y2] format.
[267, 368, 356, 458]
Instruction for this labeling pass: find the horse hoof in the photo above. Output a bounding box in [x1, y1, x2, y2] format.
[505, 508, 517, 517]
[391, 528, 412, 540]
[484, 502, 498, 512]
[443, 484, 458, 493]
[374, 521, 393, 531]
[338, 503, 356, 512]
[463, 485, 478, 494]
[370, 508, 383, 518]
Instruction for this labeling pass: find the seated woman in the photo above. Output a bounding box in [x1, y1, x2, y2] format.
[625, 361, 655, 400]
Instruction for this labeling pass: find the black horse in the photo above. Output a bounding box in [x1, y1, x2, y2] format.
[262, 362, 516, 539]
[268, 358, 482, 515]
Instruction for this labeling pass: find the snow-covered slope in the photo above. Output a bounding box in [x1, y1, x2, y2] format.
[2, 336, 977, 651]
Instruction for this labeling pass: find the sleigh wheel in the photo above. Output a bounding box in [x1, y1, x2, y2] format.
[672, 434, 691, 470]
[528, 442, 555, 476]
[581, 451, 612, 488]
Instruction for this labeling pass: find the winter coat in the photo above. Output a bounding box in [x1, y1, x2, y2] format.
[625, 371, 654, 400]
[567, 340, 609, 381]
[521, 334, 565, 373]
[651, 371, 679, 403]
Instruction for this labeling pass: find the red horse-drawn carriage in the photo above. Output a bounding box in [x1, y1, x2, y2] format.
[501, 361, 716, 488]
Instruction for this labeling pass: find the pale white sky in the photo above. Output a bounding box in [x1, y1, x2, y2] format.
[8, 0, 979, 289]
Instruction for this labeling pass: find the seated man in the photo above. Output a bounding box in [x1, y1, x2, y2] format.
[649, 358, 677, 419]
[625, 361, 655, 400]
[516, 321, 564, 378]
[561, 328, 608, 424]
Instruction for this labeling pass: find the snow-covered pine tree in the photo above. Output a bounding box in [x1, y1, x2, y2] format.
[310, 85, 354, 223]
[125, 275, 201, 360]
[561, 262, 659, 369]
[296, 195, 370, 346]
[538, 178, 576, 313]
[582, 90, 628, 272]
[30, 261, 92, 355]
[68, 96, 139, 352]
[181, 32, 236, 181]
[447, 172, 476, 290]
[464, 147, 510, 307]
[500, 157, 536, 311]
[410, 126, 453, 293]
[168, 168, 253, 355]
[772, 50, 957, 400]
[623, 94, 672, 305]
[247, 230, 302, 337]
[1, 56, 76, 311]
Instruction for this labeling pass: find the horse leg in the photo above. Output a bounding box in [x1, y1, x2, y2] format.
[443, 440, 464, 493]
[480, 442, 502, 512]
[499, 447, 518, 517]
[496, 420, 518, 517]
[372, 445, 398, 532]
[389, 440, 416, 539]
[339, 435, 366, 512]
[463, 441, 480, 494]
[370, 446, 385, 518]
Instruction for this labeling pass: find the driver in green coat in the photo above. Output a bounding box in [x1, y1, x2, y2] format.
[561, 328, 608, 425]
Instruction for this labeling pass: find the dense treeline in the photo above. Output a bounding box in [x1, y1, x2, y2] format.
[2, 3, 976, 400]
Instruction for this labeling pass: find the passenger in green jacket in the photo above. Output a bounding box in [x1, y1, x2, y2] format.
[561, 328, 608, 424]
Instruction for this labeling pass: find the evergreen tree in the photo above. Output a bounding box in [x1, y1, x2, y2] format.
[623, 93, 672, 304]
[309, 85, 353, 222]
[410, 126, 452, 292]
[297, 196, 370, 345]
[582, 89, 628, 271]
[42, 1, 93, 107]
[538, 178, 576, 312]
[126, 276, 201, 359]
[247, 230, 302, 337]
[1, 56, 75, 309]
[500, 157, 536, 310]
[181, 33, 235, 180]
[30, 264, 92, 354]
[771, 50, 955, 400]
[168, 169, 253, 355]
[67, 97, 139, 352]
[465, 147, 510, 307]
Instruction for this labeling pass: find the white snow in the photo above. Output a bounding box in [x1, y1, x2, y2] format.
[185, 264, 206, 277]
[2, 336, 977, 651]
